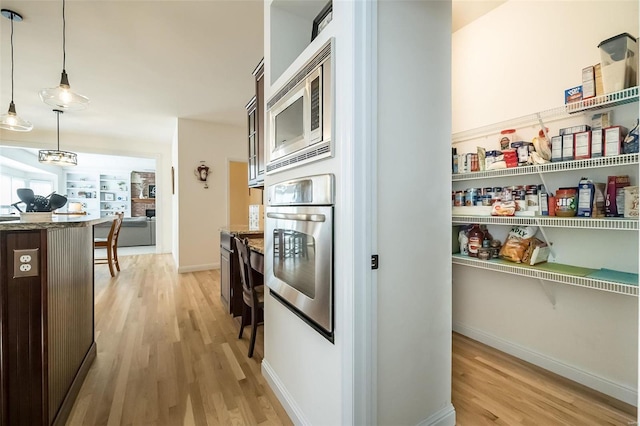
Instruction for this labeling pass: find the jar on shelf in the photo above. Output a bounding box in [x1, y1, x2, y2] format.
[556, 188, 578, 217]
[499, 129, 517, 150]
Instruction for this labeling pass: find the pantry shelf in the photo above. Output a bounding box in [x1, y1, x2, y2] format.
[451, 215, 638, 230]
[452, 254, 638, 297]
[452, 153, 638, 181]
[452, 86, 639, 144]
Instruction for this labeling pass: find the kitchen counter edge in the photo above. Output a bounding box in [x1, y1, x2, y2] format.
[219, 226, 264, 236]
[0, 216, 113, 231]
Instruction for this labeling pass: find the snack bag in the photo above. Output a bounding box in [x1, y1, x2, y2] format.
[499, 226, 537, 263]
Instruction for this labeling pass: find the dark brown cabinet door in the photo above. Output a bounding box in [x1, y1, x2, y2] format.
[247, 59, 265, 188]
[246, 97, 258, 186]
[255, 62, 265, 182]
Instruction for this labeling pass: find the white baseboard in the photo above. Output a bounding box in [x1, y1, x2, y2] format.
[453, 322, 638, 406]
[177, 262, 218, 273]
[417, 403, 456, 426]
[262, 360, 310, 426]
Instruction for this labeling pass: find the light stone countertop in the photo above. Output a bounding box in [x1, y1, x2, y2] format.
[246, 237, 264, 254]
[219, 225, 264, 237]
[0, 215, 112, 231]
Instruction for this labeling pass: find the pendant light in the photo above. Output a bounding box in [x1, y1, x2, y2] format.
[39, 109, 78, 166]
[0, 9, 33, 132]
[39, 0, 89, 111]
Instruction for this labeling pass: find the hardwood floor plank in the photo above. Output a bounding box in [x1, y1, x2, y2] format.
[69, 253, 634, 425]
[452, 332, 637, 426]
[67, 253, 291, 426]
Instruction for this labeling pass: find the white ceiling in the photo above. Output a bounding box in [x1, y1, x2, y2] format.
[0, 0, 264, 147]
[0, 0, 504, 151]
[452, 0, 506, 32]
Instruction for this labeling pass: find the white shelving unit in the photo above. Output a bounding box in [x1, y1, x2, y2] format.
[452, 255, 637, 297]
[452, 87, 639, 298]
[452, 215, 638, 230]
[65, 172, 99, 216]
[452, 86, 638, 144]
[453, 153, 638, 181]
[99, 174, 131, 217]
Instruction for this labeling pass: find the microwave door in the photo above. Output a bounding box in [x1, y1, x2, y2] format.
[270, 85, 307, 161]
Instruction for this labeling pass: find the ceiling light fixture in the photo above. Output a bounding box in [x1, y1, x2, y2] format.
[39, 0, 89, 111]
[39, 109, 78, 166]
[0, 9, 33, 132]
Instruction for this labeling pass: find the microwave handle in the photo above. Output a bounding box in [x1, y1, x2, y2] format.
[267, 212, 326, 222]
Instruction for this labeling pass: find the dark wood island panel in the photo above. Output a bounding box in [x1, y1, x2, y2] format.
[0, 217, 109, 426]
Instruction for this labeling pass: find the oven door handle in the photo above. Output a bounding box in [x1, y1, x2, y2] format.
[267, 212, 326, 222]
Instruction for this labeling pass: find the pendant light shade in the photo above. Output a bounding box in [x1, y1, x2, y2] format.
[0, 9, 33, 132]
[39, 109, 78, 167]
[39, 0, 89, 111]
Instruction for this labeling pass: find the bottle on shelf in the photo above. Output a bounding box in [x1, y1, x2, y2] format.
[481, 225, 492, 248]
[467, 224, 483, 257]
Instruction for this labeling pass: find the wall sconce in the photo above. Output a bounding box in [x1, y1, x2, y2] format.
[194, 161, 210, 189]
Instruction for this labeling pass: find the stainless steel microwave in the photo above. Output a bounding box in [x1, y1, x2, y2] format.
[266, 39, 333, 173]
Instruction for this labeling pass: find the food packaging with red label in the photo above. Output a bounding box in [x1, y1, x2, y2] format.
[606, 175, 630, 217]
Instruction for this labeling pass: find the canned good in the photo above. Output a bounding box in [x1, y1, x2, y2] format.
[465, 188, 479, 206]
[478, 248, 491, 260]
[490, 247, 500, 258]
[481, 195, 492, 206]
[525, 185, 538, 210]
[454, 191, 464, 207]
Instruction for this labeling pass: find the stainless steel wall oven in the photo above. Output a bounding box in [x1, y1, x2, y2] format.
[266, 174, 334, 342]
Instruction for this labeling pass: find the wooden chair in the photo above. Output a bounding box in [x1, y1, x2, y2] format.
[235, 237, 264, 358]
[94, 212, 124, 277]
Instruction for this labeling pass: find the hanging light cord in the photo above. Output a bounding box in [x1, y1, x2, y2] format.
[9, 11, 14, 103]
[62, 0, 66, 72]
[56, 110, 61, 150]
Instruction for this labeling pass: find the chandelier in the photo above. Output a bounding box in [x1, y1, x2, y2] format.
[38, 109, 78, 166]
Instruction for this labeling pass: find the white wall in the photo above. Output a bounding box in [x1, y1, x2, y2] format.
[452, 0, 639, 405]
[261, 2, 348, 425]
[262, 1, 454, 425]
[376, 1, 454, 424]
[174, 118, 246, 273]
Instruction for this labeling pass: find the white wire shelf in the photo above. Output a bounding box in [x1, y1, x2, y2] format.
[452, 254, 638, 297]
[452, 153, 638, 181]
[452, 86, 639, 144]
[451, 215, 638, 230]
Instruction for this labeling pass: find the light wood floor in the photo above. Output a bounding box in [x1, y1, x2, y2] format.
[453, 332, 637, 425]
[69, 253, 636, 425]
[67, 253, 292, 426]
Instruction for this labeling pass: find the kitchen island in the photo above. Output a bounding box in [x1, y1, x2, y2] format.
[0, 215, 111, 426]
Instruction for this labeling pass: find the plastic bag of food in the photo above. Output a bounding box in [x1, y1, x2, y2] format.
[499, 226, 537, 263]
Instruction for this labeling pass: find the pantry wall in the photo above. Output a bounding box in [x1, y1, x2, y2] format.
[452, 0, 639, 406]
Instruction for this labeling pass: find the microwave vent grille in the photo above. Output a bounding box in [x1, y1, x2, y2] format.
[267, 142, 331, 173]
[267, 43, 332, 110]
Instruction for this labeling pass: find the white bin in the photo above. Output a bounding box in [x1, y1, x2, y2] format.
[598, 33, 638, 94]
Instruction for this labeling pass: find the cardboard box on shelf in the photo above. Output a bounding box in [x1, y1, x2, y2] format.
[582, 65, 595, 99]
[624, 186, 639, 218]
[564, 85, 583, 103]
[594, 63, 604, 96]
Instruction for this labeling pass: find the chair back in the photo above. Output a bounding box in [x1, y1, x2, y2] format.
[108, 212, 124, 248]
[234, 237, 257, 305]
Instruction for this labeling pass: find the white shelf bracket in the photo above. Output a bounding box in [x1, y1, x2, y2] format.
[538, 279, 556, 307]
